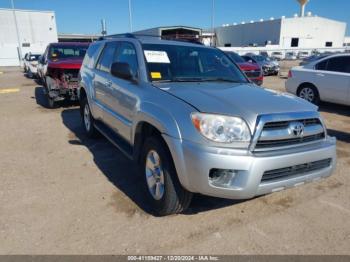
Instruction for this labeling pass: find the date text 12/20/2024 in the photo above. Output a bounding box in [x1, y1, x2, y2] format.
[127, 256, 219, 261]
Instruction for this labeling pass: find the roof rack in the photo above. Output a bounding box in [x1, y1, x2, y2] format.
[98, 33, 159, 40]
[98, 33, 203, 45]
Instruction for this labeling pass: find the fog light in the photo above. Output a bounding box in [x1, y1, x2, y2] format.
[209, 169, 237, 188]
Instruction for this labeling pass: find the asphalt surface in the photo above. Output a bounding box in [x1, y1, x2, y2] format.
[0, 66, 349, 254]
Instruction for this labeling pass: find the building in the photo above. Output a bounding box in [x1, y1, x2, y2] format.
[0, 8, 58, 66]
[133, 26, 202, 42]
[215, 15, 347, 52]
[344, 36, 350, 47]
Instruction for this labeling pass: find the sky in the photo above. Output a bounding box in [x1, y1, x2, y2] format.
[0, 0, 349, 35]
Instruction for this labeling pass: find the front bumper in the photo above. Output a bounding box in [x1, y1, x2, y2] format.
[263, 67, 279, 75]
[164, 135, 336, 199]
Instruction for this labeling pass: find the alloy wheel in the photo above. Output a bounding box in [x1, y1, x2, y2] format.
[145, 150, 165, 200]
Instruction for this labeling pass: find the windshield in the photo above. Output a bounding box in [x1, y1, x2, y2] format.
[49, 45, 88, 59]
[142, 44, 248, 83]
[253, 55, 267, 62]
[225, 52, 245, 63]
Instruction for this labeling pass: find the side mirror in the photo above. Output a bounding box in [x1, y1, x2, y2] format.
[111, 62, 134, 81]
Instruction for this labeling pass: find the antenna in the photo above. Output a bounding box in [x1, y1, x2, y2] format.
[297, 0, 309, 17]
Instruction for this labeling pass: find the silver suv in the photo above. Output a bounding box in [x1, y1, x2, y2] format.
[79, 35, 336, 216]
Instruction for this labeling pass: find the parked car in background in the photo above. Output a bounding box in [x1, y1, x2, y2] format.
[271, 51, 283, 60]
[23, 53, 41, 78]
[225, 51, 263, 85]
[38, 42, 89, 108]
[286, 54, 350, 106]
[79, 35, 336, 216]
[298, 51, 309, 59]
[259, 51, 269, 58]
[242, 54, 280, 76]
[299, 54, 330, 66]
[285, 52, 297, 60]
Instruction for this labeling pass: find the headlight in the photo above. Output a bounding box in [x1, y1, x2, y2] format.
[191, 113, 251, 143]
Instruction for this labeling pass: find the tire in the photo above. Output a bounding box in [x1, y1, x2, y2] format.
[140, 136, 193, 216]
[80, 97, 98, 138]
[27, 69, 33, 79]
[45, 77, 60, 109]
[47, 96, 57, 109]
[298, 84, 320, 105]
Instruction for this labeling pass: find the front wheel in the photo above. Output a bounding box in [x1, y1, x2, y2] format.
[47, 96, 57, 108]
[140, 136, 193, 216]
[298, 85, 320, 105]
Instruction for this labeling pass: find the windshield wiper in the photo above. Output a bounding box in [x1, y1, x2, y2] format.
[154, 77, 245, 83]
[171, 77, 205, 82]
[201, 78, 244, 83]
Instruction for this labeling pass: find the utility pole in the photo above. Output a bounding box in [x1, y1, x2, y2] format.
[128, 0, 133, 32]
[211, 0, 215, 46]
[11, 0, 23, 66]
[101, 19, 107, 36]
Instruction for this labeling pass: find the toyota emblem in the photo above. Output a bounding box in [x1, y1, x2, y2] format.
[289, 122, 305, 137]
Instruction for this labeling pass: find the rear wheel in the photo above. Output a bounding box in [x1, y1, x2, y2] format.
[140, 136, 193, 216]
[80, 97, 98, 138]
[298, 84, 320, 105]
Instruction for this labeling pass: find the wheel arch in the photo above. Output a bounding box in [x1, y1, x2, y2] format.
[132, 120, 192, 194]
[297, 82, 319, 96]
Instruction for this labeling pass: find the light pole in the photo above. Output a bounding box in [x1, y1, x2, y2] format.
[211, 0, 215, 46]
[128, 0, 133, 32]
[11, 0, 23, 66]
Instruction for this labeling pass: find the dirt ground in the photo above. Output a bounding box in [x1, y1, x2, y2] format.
[0, 66, 349, 255]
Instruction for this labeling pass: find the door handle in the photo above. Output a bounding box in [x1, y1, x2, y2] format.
[316, 73, 325, 77]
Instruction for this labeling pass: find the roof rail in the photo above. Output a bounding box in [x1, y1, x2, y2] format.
[98, 33, 203, 45]
[98, 33, 137, 40]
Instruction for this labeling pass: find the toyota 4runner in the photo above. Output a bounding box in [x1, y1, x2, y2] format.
[79, 34, 336, 216]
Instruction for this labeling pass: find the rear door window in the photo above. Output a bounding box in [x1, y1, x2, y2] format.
[83, 43, 102, 69]
[96, 42, 118, 73]
[315, 59, 328, 71]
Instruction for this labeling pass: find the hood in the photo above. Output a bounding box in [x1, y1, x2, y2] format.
[237, 62, 260, 71]
[153, 82, 317, 130]
[48, 57, 84, 70]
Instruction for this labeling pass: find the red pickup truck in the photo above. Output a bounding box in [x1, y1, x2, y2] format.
[224, 51, 263, 86]
[37, 42, 89, 108]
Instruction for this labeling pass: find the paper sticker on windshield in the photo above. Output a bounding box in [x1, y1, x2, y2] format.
[151, 72, 162, 79]
[144, 51, 170, 63]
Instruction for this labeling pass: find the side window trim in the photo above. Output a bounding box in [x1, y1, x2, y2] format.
[95, 41, 120, 73]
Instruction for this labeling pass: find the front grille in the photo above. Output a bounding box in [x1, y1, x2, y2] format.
[244, 70, 261, 78]
[256, 133, 325, 149]
[263, 118, 321, 130]
[261, 158, 332, 182]
[255, 118, 325, 150]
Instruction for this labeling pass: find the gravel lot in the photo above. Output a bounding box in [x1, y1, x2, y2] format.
[0, 66, 349, 254]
